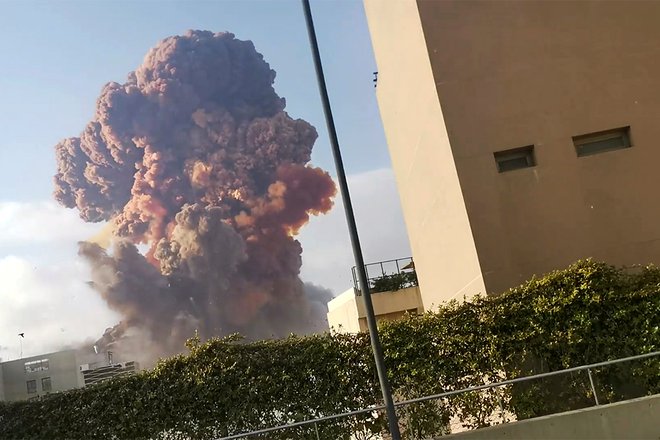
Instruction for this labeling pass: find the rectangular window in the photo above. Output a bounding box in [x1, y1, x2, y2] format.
[573, 126, 631, 157]
[41, 377, 52, 393]
[26, 380, 37, 394]
[494, 145, 535, 173]
[24, 358, 49, 373]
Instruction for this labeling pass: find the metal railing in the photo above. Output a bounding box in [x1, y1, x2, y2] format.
[351, 257, 418, 293]
[217, 350, 660, 439]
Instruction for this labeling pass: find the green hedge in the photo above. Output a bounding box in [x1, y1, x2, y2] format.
[370, 270, 418, 293]
[1, 260, 658, 439]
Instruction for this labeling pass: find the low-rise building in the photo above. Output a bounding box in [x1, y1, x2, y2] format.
[0, 350, 81, 401]
[80, 359, 140, 387]
[327, 257, 424, 333]
[0, 349, 140, 402]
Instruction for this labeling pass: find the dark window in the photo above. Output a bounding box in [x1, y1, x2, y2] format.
[41, 377, 52, 392]
[494, 145, 535, 173]
[573, 127, 631, 157]
[26, 380, 37, 394]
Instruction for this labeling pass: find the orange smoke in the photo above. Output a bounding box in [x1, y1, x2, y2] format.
[55, 30, 337, 354]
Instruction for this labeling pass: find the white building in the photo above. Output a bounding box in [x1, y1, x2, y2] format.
[0, 350, 81, 401]
[0, 349, 139, 402]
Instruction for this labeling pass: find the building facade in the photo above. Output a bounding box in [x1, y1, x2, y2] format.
[327, 257, 424, 332]
[0, 349, 140, 402]
[80, 360, 139, 387]
[0, 360, 5, 401]
[0, 350, 82, 402]
[328, 286, 424, 333]
[364, 0, 660, 307]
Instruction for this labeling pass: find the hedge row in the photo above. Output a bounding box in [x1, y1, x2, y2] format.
[1, 260, 658, 439]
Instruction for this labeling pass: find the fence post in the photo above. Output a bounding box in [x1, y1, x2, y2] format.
[314, 421, 320, 440]
[587, 368, 600, 405]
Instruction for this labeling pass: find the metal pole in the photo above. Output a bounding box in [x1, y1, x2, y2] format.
[587, 368, 600, 405]
[300, 1, 401, 438]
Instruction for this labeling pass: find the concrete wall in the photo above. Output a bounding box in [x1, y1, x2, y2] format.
[416, 0, 660, 294]
[363, 0, 486, 308]
[0, 361, 4, 401]
[0, 350, 81, 401]
[444, 394, 660, 440]
[328, 288, 363, 333]
[327, 286, 424, 333]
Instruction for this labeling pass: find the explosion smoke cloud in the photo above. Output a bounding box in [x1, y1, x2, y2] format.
[54, 30, 336, 360]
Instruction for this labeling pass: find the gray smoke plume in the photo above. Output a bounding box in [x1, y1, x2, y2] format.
[53, 30, 336, 362]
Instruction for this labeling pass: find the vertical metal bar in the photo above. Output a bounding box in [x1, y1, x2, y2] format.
[314, 421, 320, 440]
[380, 261, 385, 278]
[395, 259, 400, 274]
[301, 1, 401, 438]
[587, 368, 600, 405]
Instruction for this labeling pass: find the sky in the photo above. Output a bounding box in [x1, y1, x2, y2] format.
[0, 0, 411, 361]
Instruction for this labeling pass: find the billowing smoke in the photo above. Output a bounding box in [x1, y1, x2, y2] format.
[53, 30, 336, 361]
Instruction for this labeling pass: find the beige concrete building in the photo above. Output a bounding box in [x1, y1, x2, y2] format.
[364, 0, 660, 307]
[327, 257, 424, 333]
[328, 286, 424, 333]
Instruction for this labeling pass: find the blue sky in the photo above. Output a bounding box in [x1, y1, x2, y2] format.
[0, 0, 410, 360]
[0, 0, 391, 198]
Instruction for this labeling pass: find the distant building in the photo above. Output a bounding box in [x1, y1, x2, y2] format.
[0, 349, 139, 402]
[0, 350, 81, 402]
[328, 286, 424, 333]
[80, 359, 140, 387]
[327, 257, 424, 332]
[364, 0, 660, 307]
[0, 358, 5, 401]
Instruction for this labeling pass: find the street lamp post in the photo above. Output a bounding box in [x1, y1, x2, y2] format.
[18, 332, 25, 359]
[301, 1, 402, 438]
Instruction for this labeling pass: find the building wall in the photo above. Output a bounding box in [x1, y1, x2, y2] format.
[0, 361, 5, 401]
[0, 350, 81, 401]
[444, 393, 660, 440]
[363, 0, 486, 308]
[327, 286, 424, 333]
[416, 0, 660, 294]
[81, 361, 139, 386]
[328, 288, 363, 333]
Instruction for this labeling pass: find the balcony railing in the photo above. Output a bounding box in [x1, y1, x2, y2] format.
[351, 257, 418, 294]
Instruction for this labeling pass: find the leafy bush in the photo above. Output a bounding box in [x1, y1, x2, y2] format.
[0, 260, 658, 439]
[370, 270, 418, 293]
